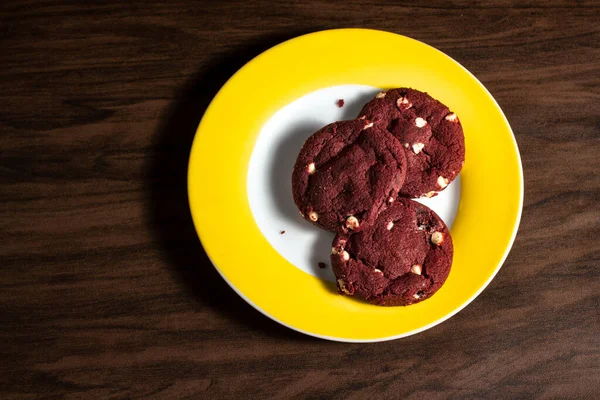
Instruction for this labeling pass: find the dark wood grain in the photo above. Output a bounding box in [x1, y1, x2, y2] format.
[2, 1, 599, 398]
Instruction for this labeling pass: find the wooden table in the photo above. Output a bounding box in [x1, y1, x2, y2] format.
[2, 1, 599, 398]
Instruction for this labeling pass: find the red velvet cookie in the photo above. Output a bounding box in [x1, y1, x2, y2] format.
[331, 199, 453, 306]
[292, 119, 407, 233]
[358, 88, 465, 198]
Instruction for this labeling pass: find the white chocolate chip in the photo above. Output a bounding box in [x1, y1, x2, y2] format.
[411, 264, 422, 275]
[376, 91, 386, 98]
[413, 293, 421, 299]
[307, 162, 316, 175]
[396, 96, 412, 109]
[342, 251, 350, 261]
[431, 231, 444, 245]
[415, 117, 427, 128]
[363, 122, 374, 129]
[309, 211, 318, 222]
[338, 279, 352, 295]
[412, 142, 424, 154]
[388, 197, 395, 203]
[331, 247, 339, 255]
[346, 216, 359, 230]
[445, 112, 457, 122]
[386, 221, 394, 230]
[437, 176, 449, 189]
[403, 143, 410, 149]
[418, 224, 427, 231]
[422, 191, 436, 198]
[374, 268, 384, 275]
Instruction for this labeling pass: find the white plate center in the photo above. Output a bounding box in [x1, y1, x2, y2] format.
[247, 85, 460, 282]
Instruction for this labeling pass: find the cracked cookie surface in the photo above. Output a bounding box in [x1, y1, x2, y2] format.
[331, 198, 453, 306]
[292, 119, 407, 233]
[359, 88, 465, 198]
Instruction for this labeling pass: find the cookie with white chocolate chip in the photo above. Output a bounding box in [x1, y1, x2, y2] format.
[358, 88, 465, 198]
[331, 198, 453, 306]
[292, 119, 407, 233]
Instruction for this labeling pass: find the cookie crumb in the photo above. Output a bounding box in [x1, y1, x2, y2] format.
[318, 262, 327, 269]
[337, 99, 345, 108]
[280, 230, 285, 234]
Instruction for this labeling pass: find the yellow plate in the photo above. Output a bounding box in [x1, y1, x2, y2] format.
[188, 29, 523, 342]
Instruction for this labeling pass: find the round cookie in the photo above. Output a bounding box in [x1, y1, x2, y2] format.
[358, 88, 465, 198]
[331, 198, 453, 306]
[292, 119, 407, 233]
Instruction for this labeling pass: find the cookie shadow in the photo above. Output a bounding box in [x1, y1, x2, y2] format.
[146, 31, 317, 341]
